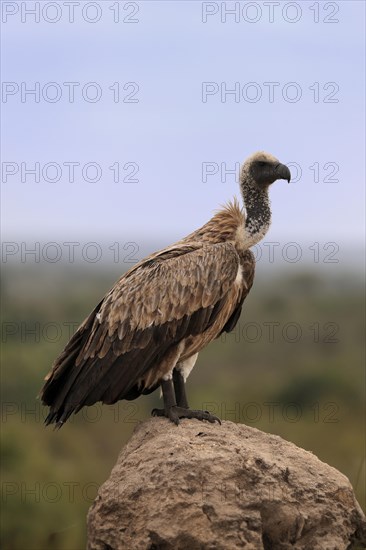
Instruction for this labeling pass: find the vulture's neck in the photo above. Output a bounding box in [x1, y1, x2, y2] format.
[241, 184, 271, 249]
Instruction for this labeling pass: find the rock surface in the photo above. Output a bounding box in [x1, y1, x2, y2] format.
[87, 419, 366, 550]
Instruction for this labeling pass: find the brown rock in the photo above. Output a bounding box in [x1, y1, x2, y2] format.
[87, 419, 366, 550]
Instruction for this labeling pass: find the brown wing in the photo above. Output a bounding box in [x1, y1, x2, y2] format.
[40, 242, 240, 425]
[220, 249, 255, 334]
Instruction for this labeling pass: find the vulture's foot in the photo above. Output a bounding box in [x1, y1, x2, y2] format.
[151, 406, 221, 425]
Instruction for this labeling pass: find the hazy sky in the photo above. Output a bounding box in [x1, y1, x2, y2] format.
[1, 1, 365, 259]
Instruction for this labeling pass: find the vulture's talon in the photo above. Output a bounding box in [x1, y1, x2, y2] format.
[152, 405, 221, 425]
[204, 410, 222, 424]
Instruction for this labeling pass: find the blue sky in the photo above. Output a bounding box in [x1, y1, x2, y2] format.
[1, 1, 365, 256]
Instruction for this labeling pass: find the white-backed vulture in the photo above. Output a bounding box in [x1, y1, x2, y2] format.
[40, 152, 291, 426]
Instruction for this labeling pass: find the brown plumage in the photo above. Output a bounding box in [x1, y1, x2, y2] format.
[41, 152, 291, 426]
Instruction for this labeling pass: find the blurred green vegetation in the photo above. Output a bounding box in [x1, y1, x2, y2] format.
[1, 262, 365, 550]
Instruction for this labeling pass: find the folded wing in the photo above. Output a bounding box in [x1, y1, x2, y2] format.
[41, 242, 248, 425]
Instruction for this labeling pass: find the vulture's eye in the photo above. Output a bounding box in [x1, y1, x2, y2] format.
[258, 162, 267, 167]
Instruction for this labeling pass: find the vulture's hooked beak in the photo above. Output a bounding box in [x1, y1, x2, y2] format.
[275, 163, 291, 183]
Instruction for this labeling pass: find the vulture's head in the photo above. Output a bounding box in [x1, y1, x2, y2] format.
[241, 151, 291, 189]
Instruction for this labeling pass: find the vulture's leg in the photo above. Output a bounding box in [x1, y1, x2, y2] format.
[173, 369, 189, 409]
[151, 379, 177, 422]
[152, 378, 221, 425]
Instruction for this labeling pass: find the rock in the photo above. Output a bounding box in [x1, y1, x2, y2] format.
[87, 419, 366, 550]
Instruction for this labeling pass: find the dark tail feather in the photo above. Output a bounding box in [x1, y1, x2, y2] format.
[40, 298, 108, 426]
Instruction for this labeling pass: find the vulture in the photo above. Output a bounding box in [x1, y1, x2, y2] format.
[40, 151, 291, 426]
